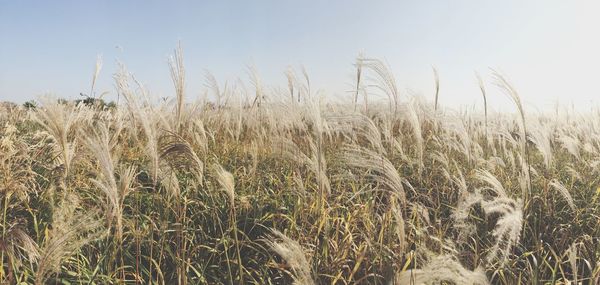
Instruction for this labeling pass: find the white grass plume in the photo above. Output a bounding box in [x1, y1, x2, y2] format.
[454, 170, 524, 266]
[558, 134, 580, 159]
[90, 54, 102, 97]
[213, 163, 235, 205]
[274, 136, 331, 195]
[343, 144, 407, 205]
[159, 130, 205, 185]
[492, 71, 531, 197]
[476, 72, 488, 140]
[481, 196, 523, 265]
[32, 99, 85, 175]
[330, 114, 385, 154]
[406, 98, 424, 173]
[353, 52, 364, 111]
[549, 179, 576, 212]
[362, 58, 400, 114]
[248, 64, 265, 107]
[84, 123, 137, 241]
[566, 242, 579, 284]
[204, 71, 222, 107]
[114, 66, 161, 183]
[432, 66, 440, 111]
[169, 42, 186, 133]
[528, 120, 553, 168]
[285, 65, 297, 102]
[265, 229, 315, 285]
[475, 169, 507, 198]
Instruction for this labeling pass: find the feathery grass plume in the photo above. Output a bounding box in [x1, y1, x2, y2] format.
[548, 179, 576, 212]
[566, 242, 579, 284]
[480, 196, 523, 265]
[114, 65, 161, 183]
[248, 64, 265, 108]
[528, 120, 553, 168]
[565, 164, 582, 182]
[306, 97, 328, 139]
[0, 123, 18, 151]
[330, 114, 385, 154]
[274, 136, 331, 195]
[301, 65, 311, 100]
[0, 125, 36, 201]
[0, 226, 40, 277]
[159, 169, 181, 199]
[212, 163, 244, 283]
[0, 123, 39, 283]
[454, 170, 524, 266]
[362, 58, 400, 114]
[204, 70, 220, 106]
[475, 169, 508, 198]
[169, 42, 186, 133]
[391, 196, 407, 253]
[583, 141, 596, 155]
[361, 84, 370, 113]
[476, 170, 524, 265]
[35, 193, 104, 285]
[265, 229, 315, 285]
[379, 113, 397, 148]
[453, 189, 483, 243]
[557, 134, 580, 159]
[247, 139, 260, 173]
[85, 124, 137, 241]
[432, 66, 440, 111]
[443, 118, 475, 164]
[354, 52, 365, 111]
[476, 72, 488, 139]
[159, 131, 204, 184]
[89, 54, 102, 98]
[84, 123, 123, 237]
[342, 144, 407, 205]
[229, 93, 247, 141]
[31, 98, 85, 176]
[492, 70, 531, 198]
[212, 163, 235, 205]
[285, 65, 296, 102]
[392, 254, 490, 285]
[406, 98, 424, 173]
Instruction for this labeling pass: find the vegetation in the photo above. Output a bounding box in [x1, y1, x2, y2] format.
[1, 48, 599, 284]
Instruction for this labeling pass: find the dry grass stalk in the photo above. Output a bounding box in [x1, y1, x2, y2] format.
[169, 42, 186, 133]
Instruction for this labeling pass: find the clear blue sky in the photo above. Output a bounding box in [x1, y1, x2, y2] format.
[1, 1, 599, 111]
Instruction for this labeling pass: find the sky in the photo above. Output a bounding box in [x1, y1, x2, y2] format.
[1, 0, 599, 112]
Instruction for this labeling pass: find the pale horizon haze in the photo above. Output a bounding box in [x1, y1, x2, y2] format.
[1, 1, 599, 112]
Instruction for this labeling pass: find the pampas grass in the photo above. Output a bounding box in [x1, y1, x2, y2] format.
[549, 179, 576, 212]
[432, 66, 440, 112]
[32, 99, 86, 176]
[343, 144, 407, 205]
[169, 42, 186, 133]
[213, 163, 235, 205]
[1, 46, 598, 284]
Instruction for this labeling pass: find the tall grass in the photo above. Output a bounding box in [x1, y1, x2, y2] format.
[1, 46, 599, 284]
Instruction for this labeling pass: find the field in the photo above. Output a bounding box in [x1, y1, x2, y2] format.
[1, 51, 599, 284]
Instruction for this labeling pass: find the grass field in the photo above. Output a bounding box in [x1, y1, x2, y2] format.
[1, 49, 599, 284]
